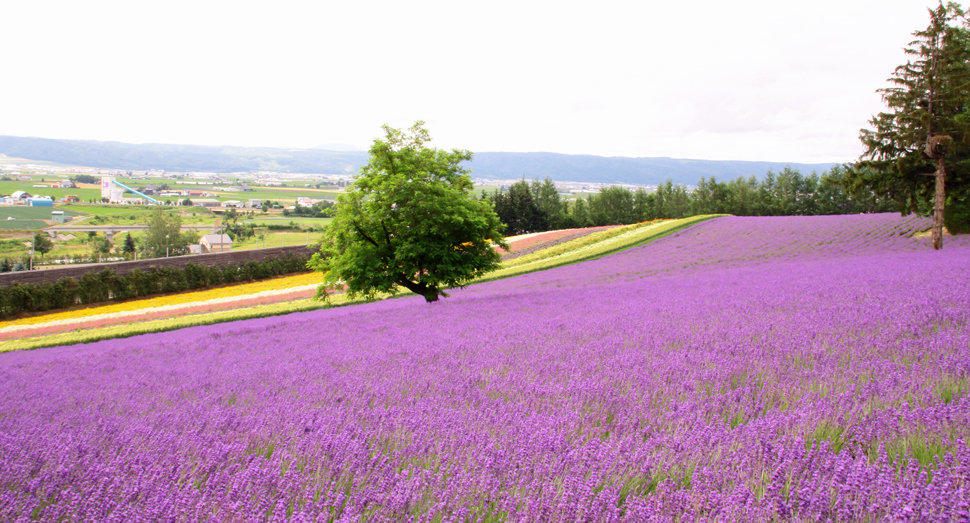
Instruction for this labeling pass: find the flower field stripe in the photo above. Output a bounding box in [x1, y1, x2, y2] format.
[0, 286, 319, 341]
[0, 271, 324, 329]
[481, 215, 719, 282]
[0, 213, 930, 352]
[0, 289, 393, 353]
[1, 213, 968, 521]
[1, 297, 335, 353]
[500, 225, 623, 260]
[497, 225, 619, 254]
[0, 213, 953, 354]
[0, 218, 710, 351]
[0, 284, 319, 336]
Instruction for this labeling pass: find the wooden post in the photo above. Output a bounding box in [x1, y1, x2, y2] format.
[925, 42, 947, 251]
[926, 135, 949, 250]
[933, 156, 946, 250]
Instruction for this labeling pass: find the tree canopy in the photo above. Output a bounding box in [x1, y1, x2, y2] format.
[309, 122, 508, 303]
[487, 167, 887, 235]
[31, 232, 53, 259]
[853, 2, 970, 241]
[142, 207, 190, 258]
[123, 232, 137, 256]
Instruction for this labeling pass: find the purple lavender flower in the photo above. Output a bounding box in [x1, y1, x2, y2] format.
[1, 214, 968, 521]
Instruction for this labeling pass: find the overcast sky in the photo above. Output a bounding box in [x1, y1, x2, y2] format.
[0, 0, 950, 164]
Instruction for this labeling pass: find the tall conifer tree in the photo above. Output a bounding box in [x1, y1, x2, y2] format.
[857, 2, 970, 247]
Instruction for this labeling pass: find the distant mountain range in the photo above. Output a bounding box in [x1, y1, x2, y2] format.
[0, 135, 840, 186]
[311, 143, 365, 152]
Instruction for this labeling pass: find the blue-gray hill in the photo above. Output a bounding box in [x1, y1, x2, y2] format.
[0, 135, 838, 186]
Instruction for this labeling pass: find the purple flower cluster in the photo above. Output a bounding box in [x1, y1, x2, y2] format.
[1, 214, 969, 522]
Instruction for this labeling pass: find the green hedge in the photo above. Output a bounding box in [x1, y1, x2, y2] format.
[0, 254, 311, 319]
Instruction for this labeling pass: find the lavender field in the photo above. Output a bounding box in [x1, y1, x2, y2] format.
[2, 214, 969, 522]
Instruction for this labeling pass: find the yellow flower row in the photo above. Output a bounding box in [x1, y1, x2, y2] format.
[1, 272, 324, 328]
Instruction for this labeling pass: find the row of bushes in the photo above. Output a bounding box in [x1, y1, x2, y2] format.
[0, 254, 313, 319]
[2, 254, 129, 272]
[0, 257, 30, 272]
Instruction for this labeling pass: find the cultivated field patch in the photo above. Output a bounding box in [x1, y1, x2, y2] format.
[0, 207, 83, 220]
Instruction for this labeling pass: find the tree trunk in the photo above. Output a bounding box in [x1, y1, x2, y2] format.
[397, 278, 439, 302]
[933, 156, 946, 250]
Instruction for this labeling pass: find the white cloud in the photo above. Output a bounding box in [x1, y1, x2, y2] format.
[0, 0, 944, 163]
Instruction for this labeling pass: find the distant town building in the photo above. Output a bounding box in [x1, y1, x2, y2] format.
[200, 234, 233, 253]
[192, 198, 221, 208]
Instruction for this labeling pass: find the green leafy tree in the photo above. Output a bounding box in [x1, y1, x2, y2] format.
[591, 186, 635, 225]
[142, 207, 188, 257]
[564, 196, 591, 227]
[71, 174, 98, 184]
[309, 121, 508, 303]
[92, 234, 112, 255]
[855, 2, 970, 245]
[32, 232, 53, 259]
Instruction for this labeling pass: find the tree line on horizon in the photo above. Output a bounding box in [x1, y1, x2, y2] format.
[488, 166, 895, 236]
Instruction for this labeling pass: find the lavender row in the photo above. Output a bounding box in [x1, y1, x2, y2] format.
[1, 214, 968, 522]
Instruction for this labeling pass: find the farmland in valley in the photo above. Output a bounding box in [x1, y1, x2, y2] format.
[0, 214, 969, 521]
